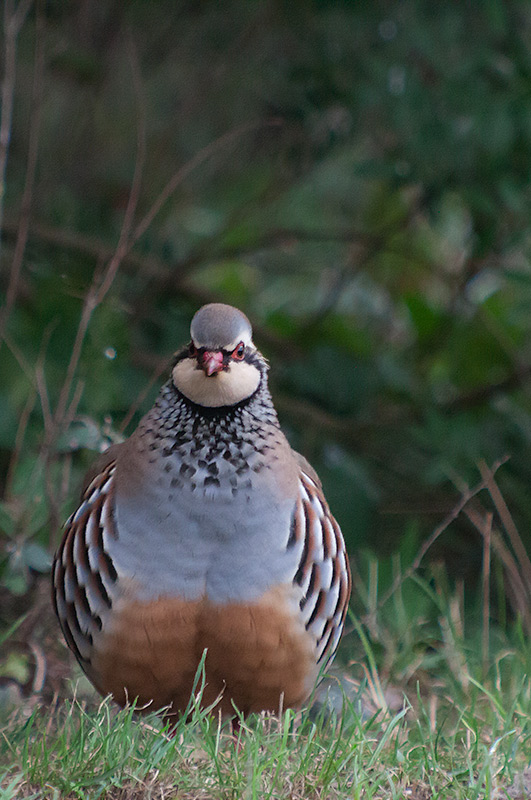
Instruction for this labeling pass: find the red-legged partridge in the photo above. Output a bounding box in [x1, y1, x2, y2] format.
[52, 303, 351, 717]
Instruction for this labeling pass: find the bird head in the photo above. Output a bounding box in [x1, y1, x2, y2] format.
[172, 303, 265, 407]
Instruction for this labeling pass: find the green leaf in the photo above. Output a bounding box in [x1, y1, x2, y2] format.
[20, 542, 52, 574]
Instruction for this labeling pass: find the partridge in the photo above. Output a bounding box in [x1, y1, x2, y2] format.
[52, 303, 351, 718]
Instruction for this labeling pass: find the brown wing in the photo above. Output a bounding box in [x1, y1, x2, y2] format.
[288, 468, 351, 667]
[292, 449, 323, 488]
[80, 444, 122, 494]
[52, 459, 119, 672]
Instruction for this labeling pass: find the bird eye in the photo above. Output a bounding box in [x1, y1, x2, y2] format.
[232, 342, 245, 360]
[189, 343, 197, 357]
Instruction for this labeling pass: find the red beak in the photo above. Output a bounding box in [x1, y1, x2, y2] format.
[200, 350, 224, 376]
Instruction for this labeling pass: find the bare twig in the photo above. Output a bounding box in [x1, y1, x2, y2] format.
[0, 0, 33, 263]
[131, 118, 283, 247]
[444, 364, 531, 412]
[51, 283, 96, 433]
[34, 361, 52, 437]
[119, 356, 170, 434]
[0, 2, 44, 345]
[481, 512, 492, 676]
[371, 456, 510, 613]
[4, 384, 36, 499]
[0, 217, 163, 275]
[465, 505, 531, 635]
[38, 37, 146, 535]
[59, 453, 73, 512]
[51, 37, 146, 435]
[1, 328, 34, 380]
[28, 639, 46, 695]
[0, 218, 381, 280]
[478, 459, 531, 590]
[63, 378, 85, 434]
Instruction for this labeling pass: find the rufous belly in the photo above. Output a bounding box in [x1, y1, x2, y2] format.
[88, 585, 316, 717]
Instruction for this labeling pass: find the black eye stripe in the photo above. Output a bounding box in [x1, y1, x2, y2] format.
[186, 343, 248, 361]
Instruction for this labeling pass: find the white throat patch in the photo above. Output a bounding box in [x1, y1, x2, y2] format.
[172, 358, 261, 407]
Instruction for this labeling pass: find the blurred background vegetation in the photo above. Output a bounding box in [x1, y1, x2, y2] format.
[1, 0, 531, 704]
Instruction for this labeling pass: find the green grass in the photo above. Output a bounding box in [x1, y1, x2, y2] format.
[0, 673, 529, 800]
[1, 603, 530, 800]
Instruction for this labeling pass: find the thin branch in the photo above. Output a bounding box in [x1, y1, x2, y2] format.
[443, 364, 531, 412]
[50, 452, 72, 550]
[1, 218, 381, 274]
[64, 379, 85, 432]
[1, 328, 34, 380]
[4, 385, 36, 499]
[51, 283, 98, 432]
[0, 2, 44, 344]
[40, 335, 84, 536]
[465, 505, 531, 634]
[481, 512, 492, 677]
[130, 118, 283, 247]
[0, 218, 164, 275]
[371, 456, 510, 613]
[28, 640, 46, 695]
[119, 356, 170, 434]
[52, 36, 147, 433]
[3, 214, 531, 415]
[34, 359, 53, 438]
[478, 459, 531, 590]
[0, 0, 33, 263]
[40, 36, 146, 536]
[95, 39, 146, 303]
